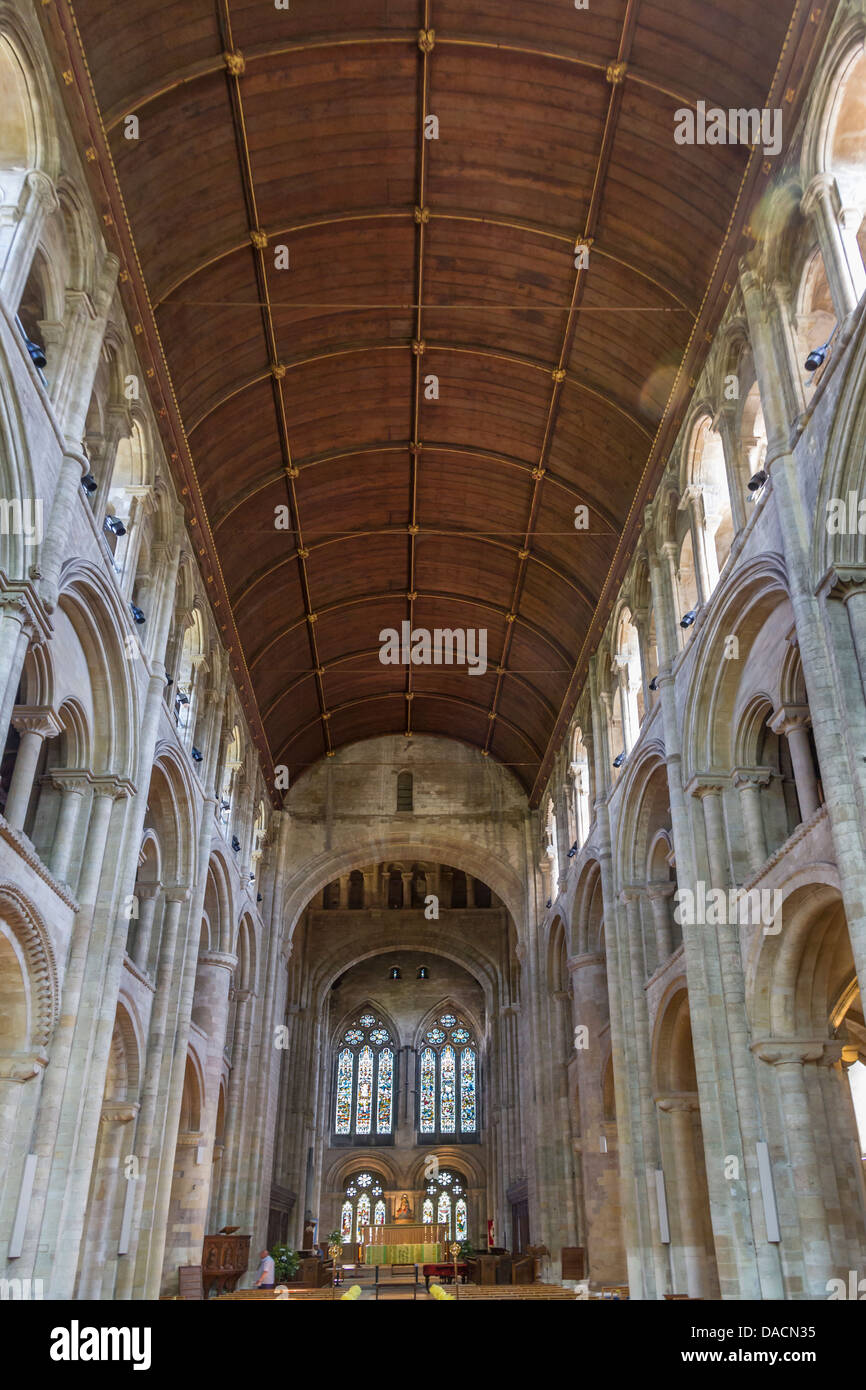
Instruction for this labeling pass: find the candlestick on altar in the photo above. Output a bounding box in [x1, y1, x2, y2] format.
[449, 1240, 461, 1299]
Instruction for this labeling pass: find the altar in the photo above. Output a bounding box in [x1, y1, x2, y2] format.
[361, 1223, 447, 1265]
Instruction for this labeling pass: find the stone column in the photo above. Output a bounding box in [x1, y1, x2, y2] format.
[400, 871, 412, 908]
[732, 769, 771, 873]
[656, 1095, 710, 1297]
[800, 174, 865, 321]
[4, 708, 61, 830]
[752, 1039, 842, 1296]
[680, 485, 719, 606]
[769, 706, 820, 822]
[646, 883, 675, 963]
[76, 1102, 139, 1299]
[691, 779, 730, 890]
[132, 883, 162, 974]
[38, 447, 89, 612]
[0, 170, 59, 309]
[47, 772, 88, 884]
[0, 599, 35, 746]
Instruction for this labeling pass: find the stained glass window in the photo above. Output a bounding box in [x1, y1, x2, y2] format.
[335, 1048, 353, 1134]
[437, 1191, 451, 1235]
[356, 1193, 370, 1241]
[460, 1047, 476, 1133]
[422, 1198, 434, 1224]
[455, 1198, 467, 1241]
[420, 1047, 436, 1132]
[341, 1200, 352, 1243]
[334, 1014, 396, 1139]
[374, 1200, 386, 1225]
[416, 1013, 479, 1138]
[356, 1045, 374, 1134]
[357, 1172, 373, 1187]
[440, 1045, 456, 1132]
[377, 1048, 393, 1134]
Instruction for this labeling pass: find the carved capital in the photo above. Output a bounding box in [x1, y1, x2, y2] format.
[11, 705, 63, 741]
[768, 704, 810, 737]
[655, 1092, 700, 1113]
[751, 1038, 839, 1066]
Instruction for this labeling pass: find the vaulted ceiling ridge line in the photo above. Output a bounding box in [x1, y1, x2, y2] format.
[482, 0, 640, 762]
[246, 588, 578, 676]
[270, 691, 546, 769]
[527, 0, 829, 806]
[154, 209, 696, 313]
[185, 343, 655, 441]
[219, 0, 332, 758]
[405, 0, 434, 735]
[44, 0, 279, 800]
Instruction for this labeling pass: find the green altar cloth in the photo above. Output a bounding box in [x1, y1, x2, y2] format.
[364, 1243, 441, 1265]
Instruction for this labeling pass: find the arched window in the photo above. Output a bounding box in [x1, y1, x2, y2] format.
[450, 870, 467, 908]
[339, 1172, 386, 1245]
[396, 770, 413, 811]
[687, 417, 734, 583]
[219, 725, 241, 828]
[570, 726, 591, 847]
[333, 1013, 396, 1141]
[614, 608, 643, 751]
[417, 1013, 479, 1139]
[422, 1170, 469, 1242]
[348, 869, 364, 909]
[175, 610, 205, 746]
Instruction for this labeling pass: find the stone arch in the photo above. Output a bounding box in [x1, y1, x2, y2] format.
[55, 561, 138, 781]
[0, 882, 58, 1060]
[571, 857, 605, 958]
[333, 998, 402, 1050]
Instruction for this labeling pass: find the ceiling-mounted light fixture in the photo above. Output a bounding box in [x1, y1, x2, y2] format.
[231, 835, 241, 852]
[680, 609, 697, 629]
[191, 747, 203, 762]
[104, 515, 126, 537]
[613, 752, 625, 768]
[748, 468, 768, 497]
[81, 473, 98, 495]
[130, 604, 146, 624]
[649, 676, 659, 692]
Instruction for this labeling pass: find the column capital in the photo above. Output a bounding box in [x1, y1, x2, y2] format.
[566, 951, 605, 972]
[134, 880, 162, 901]
[24, 167, 59, 213]
[44, 767, 90, 796]
[732, 766, 773, 791]
[800, 171, 839, 218]
[10, 705, 63, 740]
[101, 1100, 140, 1124]
[646, 880, 676, 901]
[198, 949, 238, 973]
[164, 884, 191, 904]
[684, 771, 729, 798]
[750, 1038, 843, 1066]
[619, 884, 644, 904]
[768, 704, 810, 737]
[90, 773, 136, 800]
[0, 1049, 49, 1082]
[817, 562, 866, 602]
[654, 1092, 700, 1113]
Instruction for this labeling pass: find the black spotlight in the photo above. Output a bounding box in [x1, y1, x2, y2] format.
[165, 672, 174, 686]
[130, 604, 146, 624]
[748, 468, 768, 494]
[567, 842, 577, 858]
[417, 966, 429, 980]
[256, 892, 263, 904]
[613, 752, 625, 768]
[649, 675, 659, 692]
[191, 747, 203, 762]
[231, 835, 241, 852]
[81, 473, 98, 495]
[104, 515, 126, 537]
[804, 341, 831, 372]
[25, 336, 47, 369]
[175, 690, 190, 705]
[545, 898, 551, 909]
[389, 966, 402, 980]
[680, 609, 697, 629]
[220, 798, 230, 811]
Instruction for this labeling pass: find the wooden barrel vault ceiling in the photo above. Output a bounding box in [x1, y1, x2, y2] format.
[43, 0, 831, 804]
